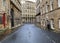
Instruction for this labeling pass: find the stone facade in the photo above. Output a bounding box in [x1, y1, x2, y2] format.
[10, 0, 22, 28]
[36, 0, 60, 32]
[0, 0, 10, 29]
[22, 1, 36, 23]
[0, 0, 22, 30]
[36, 0, 40, 26]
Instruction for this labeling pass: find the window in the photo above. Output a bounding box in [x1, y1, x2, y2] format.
[50, 0, 53, 10]
[50, 19, 55, 29]
[46, 5, 48, 12]
[59, 19, 60, 28]
[40, 0, 42, 3]
[37, 0, 40, 6]
[41, 20, 43, 25]
[58, 0, 60, 7]
[43, 6, 45, 13]
[40, 7, 43, 15]
[46, 14, 48, 19]
[36, 16, 40, 22]
[2, 0, 6, 7]
[43, 19, 45, 26]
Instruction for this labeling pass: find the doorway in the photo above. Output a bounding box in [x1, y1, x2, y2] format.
[10, 8, 14, 27]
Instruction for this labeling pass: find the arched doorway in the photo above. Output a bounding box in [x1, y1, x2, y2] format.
[10, 8, 14, 27]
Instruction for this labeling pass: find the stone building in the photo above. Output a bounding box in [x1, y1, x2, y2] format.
[36, 0, 41, 26]
[10, 0, 22, 28]
[0, 0, 10, 30]
[37, 0, 60, 32]
[0, 0, 22, 30]
[22, 1, 36, 23]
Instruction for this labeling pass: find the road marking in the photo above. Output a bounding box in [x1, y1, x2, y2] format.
[46, 36, 56, 43]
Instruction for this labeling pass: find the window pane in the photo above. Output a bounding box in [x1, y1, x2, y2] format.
[59, 20, 60, 28]
[58, 0, 60, 7]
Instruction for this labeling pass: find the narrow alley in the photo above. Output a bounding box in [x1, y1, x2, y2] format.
[0, 0, 60, 43]
[0, 24, 60, 43]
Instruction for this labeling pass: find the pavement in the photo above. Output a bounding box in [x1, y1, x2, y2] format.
[0, 24, 60, 43]
[0, 24, 23, 41]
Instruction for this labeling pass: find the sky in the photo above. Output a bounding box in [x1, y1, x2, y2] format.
[21, 0, 36, 4]
[28, 0, 36, 2]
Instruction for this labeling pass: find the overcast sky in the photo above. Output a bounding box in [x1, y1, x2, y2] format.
[28, 0, 36, 2]
[21, 0, 36, 4]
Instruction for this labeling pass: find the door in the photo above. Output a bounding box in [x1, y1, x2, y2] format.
[10, 9, 14, 27]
